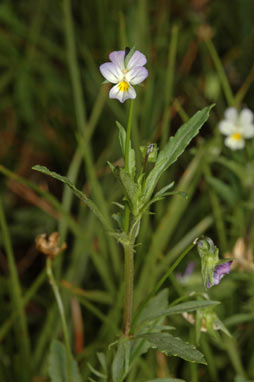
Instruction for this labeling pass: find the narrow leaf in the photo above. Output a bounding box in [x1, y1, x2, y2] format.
[117, 121, 136, 177]
[48, 340, 81, 382]
[141, 300, 220, 322]
[136, 289, 169, 326]
[32, 165, 111, 232]
[112, 340, 130, 382]
[143, 105, 214, 204]
[137, 332, 207, 364]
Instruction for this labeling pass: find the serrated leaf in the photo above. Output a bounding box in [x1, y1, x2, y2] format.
[117, 121, 136, 177]
[137, 333, 207, 364]
[48, 340, 81, 382]
[32, 165, 111, 232]
[141, 300, 220, 321]
[143, 105, 214, 204]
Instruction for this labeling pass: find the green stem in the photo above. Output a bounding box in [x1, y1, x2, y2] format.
[0, 198, 30, 378]
[131, 242, 195, 331]
[122, 99, 135, 335]
[124, 99, 134, 233]
[123, 243, 134, 336]
[125, 99, 134, 174]
[46, 258, 73, 382]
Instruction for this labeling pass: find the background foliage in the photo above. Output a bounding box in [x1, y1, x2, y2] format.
[0, 0, 254, 381]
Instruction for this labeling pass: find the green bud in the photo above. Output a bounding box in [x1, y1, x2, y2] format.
[140, 143, 158, 163]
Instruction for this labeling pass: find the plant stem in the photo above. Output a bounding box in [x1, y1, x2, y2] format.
[123, 243, 134, 336]
[124, 100, 134, 232]
[46, 257, 73, 382]
[122, 99, 135, 335]
[125, 99, 134, 174]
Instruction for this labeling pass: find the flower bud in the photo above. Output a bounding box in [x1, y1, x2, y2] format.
[196, 236, 232, 288]
[140, 143, 158, 163]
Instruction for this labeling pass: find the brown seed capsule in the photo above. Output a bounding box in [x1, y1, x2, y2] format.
[35, 232, 67, 260]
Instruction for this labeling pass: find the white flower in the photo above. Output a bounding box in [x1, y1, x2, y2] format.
[219, 107, 254, 150]
[99, 49, 148, 103]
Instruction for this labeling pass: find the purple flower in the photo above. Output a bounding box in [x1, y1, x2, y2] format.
[99, 49, 148, 103]
[207, 261, 232, 288]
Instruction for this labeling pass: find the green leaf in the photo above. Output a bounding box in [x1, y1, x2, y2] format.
[137, 333, 207, 364]
[141, 300, 220, 322]
[154, 181, 175, 198]
[48, 340, 81, 382]
[117, 121, 136, 177]
[112, 340, 130, 382]
[32, 165, 111, 232]
[143, 105, 214, 204]
[136, 289, 169, 326]
[114, 167, 139, 215]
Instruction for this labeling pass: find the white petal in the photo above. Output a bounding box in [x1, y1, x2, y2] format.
[225, 135, 245, 150]
[126, 50, 147, 70]
[218, 120, 235, 136]
[125, 66, 148, 85]
[239, 108, 254, 125]
[224, 107, 238, 122]
[99, 63, 122, 83]
[109, 51, 125, 69]
[109, 83, 136, 103]
[242, 124, 254, 139]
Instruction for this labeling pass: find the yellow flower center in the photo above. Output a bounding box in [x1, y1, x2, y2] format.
[232, 132, 242, 141]
[118, 80, 129, 92]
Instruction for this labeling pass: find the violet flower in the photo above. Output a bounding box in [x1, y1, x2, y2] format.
[196, 237, 233, 289]
[207, 261, 233, 288]
[99, 49, 148, 103]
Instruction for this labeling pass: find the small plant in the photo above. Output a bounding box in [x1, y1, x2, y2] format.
[32, 47, 235, 382]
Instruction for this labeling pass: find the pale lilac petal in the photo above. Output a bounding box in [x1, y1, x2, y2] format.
[126, 50, 147, 70]
[100, 63, 122, 83]
[224, 107, 238, 122]
[239, 108, 254, 125]
[207, 261, 232, 288]
[109, 50, 125, 69]
[218, 120, 235, 136]
[242, 124, 254, 139]
[225, 135, 245, 150]
[109, 83, 136, 103]
[125, 66, 148, 85]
